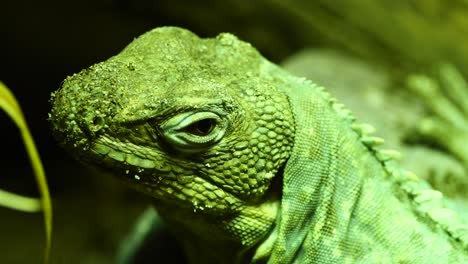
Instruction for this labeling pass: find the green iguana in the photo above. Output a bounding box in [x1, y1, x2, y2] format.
[49, 27, 468, 263]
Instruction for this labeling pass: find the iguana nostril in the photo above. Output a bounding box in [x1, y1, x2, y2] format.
[91, 115, 104, 127]
[72, 109, 108, 138]
[85, 113, 107, 134]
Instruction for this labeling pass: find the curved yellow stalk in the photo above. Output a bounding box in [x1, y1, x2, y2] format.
[0, 81, 52, 263]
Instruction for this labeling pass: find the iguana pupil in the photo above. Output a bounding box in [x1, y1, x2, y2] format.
[185, 118, 216, 136]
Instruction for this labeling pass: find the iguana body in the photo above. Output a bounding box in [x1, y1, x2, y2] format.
[49, 27, 468, 263]
[282, 50, 468, 208]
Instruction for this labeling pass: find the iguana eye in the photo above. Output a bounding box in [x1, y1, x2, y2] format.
[159, 111, 229, 153]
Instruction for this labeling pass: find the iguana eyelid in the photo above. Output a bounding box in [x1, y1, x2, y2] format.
[159, 111, 230, 152]
[161, 111, 221, 131]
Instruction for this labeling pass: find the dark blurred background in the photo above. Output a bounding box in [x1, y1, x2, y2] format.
[2, 0, 468, 263]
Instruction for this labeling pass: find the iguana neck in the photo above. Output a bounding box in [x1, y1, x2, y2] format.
[257, 69, 465, 262]
[155, 193, 280, 264]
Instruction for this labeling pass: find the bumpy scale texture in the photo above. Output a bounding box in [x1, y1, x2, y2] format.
[50, 27, 468, 263]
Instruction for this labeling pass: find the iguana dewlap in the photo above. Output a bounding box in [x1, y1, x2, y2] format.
[49, 27, 468, 263]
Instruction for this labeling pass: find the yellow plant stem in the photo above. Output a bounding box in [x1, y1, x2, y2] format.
[0, 81, 52, 263]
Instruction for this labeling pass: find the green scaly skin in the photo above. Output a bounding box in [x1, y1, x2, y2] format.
[49, 27, 468, 263]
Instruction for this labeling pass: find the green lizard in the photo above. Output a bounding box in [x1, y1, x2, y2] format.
[49, 27, 468, 263]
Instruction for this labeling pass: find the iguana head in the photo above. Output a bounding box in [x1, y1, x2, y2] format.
[50, 27, 294, 220]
